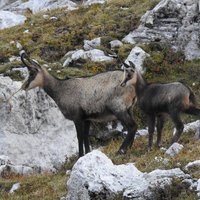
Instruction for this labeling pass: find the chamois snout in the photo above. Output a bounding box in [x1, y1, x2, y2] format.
[121, 61, 136, 87]
[20, 51, 44, 90]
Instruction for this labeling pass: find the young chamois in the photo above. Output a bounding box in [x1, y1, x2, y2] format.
[20, 51, 137, 157]
[121, 61, 200, 150]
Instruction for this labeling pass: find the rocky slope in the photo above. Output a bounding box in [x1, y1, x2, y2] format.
[65, 150, 199, 200]
[0, 76, 78, 172]
[123, 0, 200, 60]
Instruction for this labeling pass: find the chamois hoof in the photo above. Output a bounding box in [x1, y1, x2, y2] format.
[147, 147, 152, 152]
[117, 149, 126, 155]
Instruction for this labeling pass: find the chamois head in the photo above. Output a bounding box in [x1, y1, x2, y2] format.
[120, 61, 137, 87]
[20, 51, 45, 91]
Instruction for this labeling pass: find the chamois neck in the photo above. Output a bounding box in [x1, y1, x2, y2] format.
[43, 70, 60, 100]
[135, 71, 147, 97]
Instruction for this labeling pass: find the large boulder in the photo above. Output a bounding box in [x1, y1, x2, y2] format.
[124, 46, 150, 73]
[0, 10, 26, 29]
[63, 49, 114, 67]
[123, 0, 200, 60]
[66, 150, 193, 200]
[0, 76, 78, 171]
[0, 0, 77, 14]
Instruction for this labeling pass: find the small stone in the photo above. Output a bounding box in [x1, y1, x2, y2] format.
[165, 143, 183, 157]
[23, 29, 29, 33]
[50, 16, 58, 21]
[110, 40, 123, 49]
[16, 42, 23, 50]
[43, 15, 49, 19]
[9, 183, 20, 193]
[84, 37, 101, 51]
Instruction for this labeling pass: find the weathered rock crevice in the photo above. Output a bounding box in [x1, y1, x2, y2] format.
[123, 0, 200, 60]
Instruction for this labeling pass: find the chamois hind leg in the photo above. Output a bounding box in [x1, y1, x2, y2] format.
[156, 114, 165, 148]
[147, 114, 156, 151]
[84, 121, 91, 154]
[116, 111, 137, 154]
[169, 111, 184, 145]
[184, 107, 200, 117]
[74, 121, 85, 157]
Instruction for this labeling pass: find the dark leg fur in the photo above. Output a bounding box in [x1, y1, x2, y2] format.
[184, 107, 200, 116]
[74, 121, 85, 157]
[156, 114, 165, 148]
[116, 111, 137, 154]
[147, 114, 156, 151]
[84, 121, 91, 154]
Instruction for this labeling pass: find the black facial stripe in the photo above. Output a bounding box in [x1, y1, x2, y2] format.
[27, 69, 38, 85]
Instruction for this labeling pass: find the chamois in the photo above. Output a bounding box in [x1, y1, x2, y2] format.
[20, 51, 137, 157]
[121, 61, 200, 150]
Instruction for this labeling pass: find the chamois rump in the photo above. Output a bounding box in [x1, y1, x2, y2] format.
[20, 51, 137, 157]
[121, 61, 200, 150]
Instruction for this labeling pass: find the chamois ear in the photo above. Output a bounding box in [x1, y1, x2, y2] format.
[128, 61, 136, 69]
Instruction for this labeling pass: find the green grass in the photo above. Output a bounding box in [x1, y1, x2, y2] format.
[0, 173, 67, 200]
[0, 0, 159, 74]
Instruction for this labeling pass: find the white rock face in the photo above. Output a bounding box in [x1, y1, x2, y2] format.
[84, 0, 107, 6]
[197, 179, 200, 198]
[0, 76, 78, 171]
[165, 143, 184, 157]
[0, 0, 77, 14]
[0, 163, 34, 177]
[123, 0, 200, 60]
[66, 150, 191, 200]
[124, 46, 150, 73]
[0, 155, 11, 165]
[0, 10, 26, 29]
[185, 160, 200, 171]
[110, 40, 123, 49]
[9, 182, 20, 193]
[63, 49, 113, 67]
[84, 37, 101, 51]
[184, 120, 200, 139]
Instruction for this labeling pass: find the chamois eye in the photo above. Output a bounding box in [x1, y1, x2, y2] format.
[127, 74, 131, 78]
[29, 70, 37, 77]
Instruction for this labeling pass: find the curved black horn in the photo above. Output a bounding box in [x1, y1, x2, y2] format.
[122, 62, 130, 68]
[20, 50, 41, 69]
[128, 61, 136, 69]
[20, 50, 32, 69]
[31, 59, 42, 69]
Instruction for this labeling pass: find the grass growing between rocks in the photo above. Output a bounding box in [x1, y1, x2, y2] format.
[0, 0, 159, 76]
[0, 173, 68, 200]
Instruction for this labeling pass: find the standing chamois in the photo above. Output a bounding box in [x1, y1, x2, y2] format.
[121, 61, 200, 150]
[20, 51, 137, 157]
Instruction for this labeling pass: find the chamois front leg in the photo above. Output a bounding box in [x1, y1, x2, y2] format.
[116, 111, 137, 154]
[74, 121, 85, 157]
[147, 114, 156, 151]
[83, 121, 91, 154]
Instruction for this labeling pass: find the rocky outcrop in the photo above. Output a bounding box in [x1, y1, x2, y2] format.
[62, 49, 114, 67]
[66, 150, 196, 200]
[0, 0, 108, 14]
[123, 0, 200, 60]
[124, 46, 150, 73]
[165, 142, 183, 157]
[0, 76, 78, 171]
[0, 0, 77, 14]
[0, 10, 26, 29]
